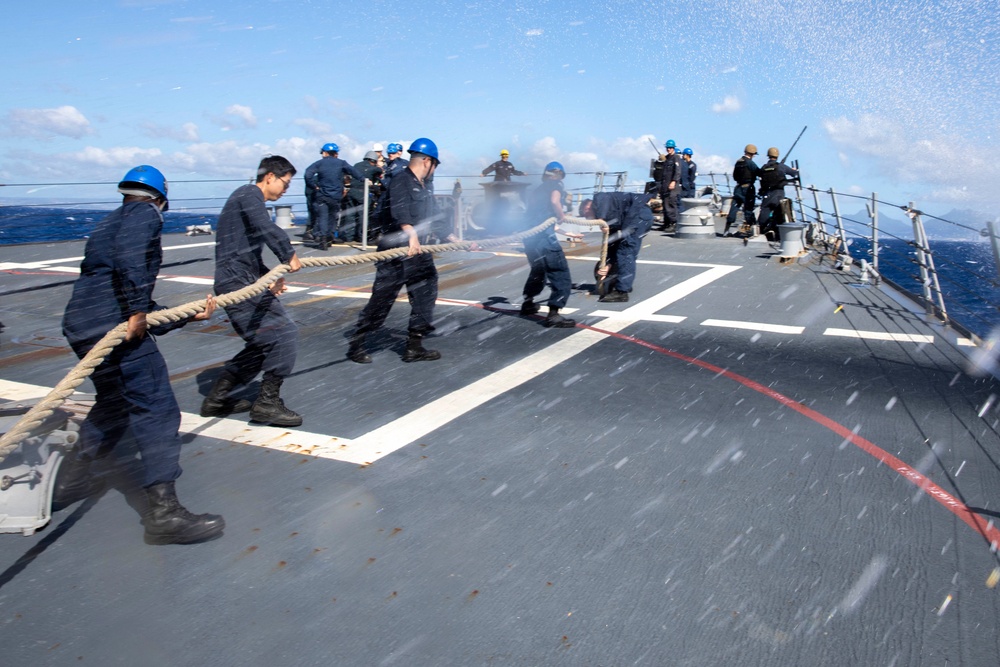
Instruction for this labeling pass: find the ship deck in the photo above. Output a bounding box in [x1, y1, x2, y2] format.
[1, 227, 999, 666]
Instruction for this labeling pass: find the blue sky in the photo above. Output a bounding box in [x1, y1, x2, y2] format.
[2, 0, 998, 217]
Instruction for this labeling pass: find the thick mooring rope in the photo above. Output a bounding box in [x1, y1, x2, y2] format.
[0, 215, 608, 461]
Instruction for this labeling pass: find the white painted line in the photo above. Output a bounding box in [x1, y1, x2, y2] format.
[0, 379, 360, 464]
[337, 265, 741, 465]
[309, 289, 371, 299]
[618, 264, 741, 318]
[161, 241, 217, 251]
[702, 319, 804, 334]
[823, 328, 934, 343]
[165, 276, 214, 285]
[40, 266, 80, 274]
[590, 310, 686, 323]
[957, 338, 976, 347]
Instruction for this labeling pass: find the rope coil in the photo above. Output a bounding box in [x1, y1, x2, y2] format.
[0, 216, 609, 461]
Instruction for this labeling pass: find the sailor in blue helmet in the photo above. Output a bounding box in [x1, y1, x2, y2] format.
[680, 148, 697, 200]
[724, 144, 761, 236]
[657, 139, 682, 230]
[348, 138, 463, 363]
[519, 161, 583, 327]
[308, 142, 364, 249]
[59, 165, 225, 545]
[757, 146, 799, 240]
[302, 142, 338, 242]
[203, 155, 304, 427]
[370, 142, 409, 240]
[579, 191, 655, 303]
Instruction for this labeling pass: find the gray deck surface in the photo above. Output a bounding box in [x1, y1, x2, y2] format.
[1, 228, 999, 666]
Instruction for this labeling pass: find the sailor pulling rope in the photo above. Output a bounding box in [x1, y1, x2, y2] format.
[0, 215, 609, 462]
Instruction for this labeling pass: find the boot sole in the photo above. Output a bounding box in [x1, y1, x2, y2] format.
[144, 523, 225, 546]
[249, 414, 304, 427]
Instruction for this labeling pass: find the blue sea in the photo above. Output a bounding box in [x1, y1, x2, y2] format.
[2, 205, 998, 337]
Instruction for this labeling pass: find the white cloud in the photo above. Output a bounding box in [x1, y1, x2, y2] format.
[293, 118, 332, 137]
[62, 145, 163, 168]
[142, 121, 199, 142]
[525, 29, 543, 36]
[823, 114, 996, 205]
[710, 95, 742, 114]
[224, 104, 257, 128]
[4, 105, 94, 139]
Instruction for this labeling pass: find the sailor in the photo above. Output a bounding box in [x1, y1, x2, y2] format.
[302, 143, 335, 242]
[656, 140, 683, 230]
[343, 150, 383, 244]
[348, 138, 461, 363]
[757, 147, 800, 239]
[680, 148, 697, 199]
[579, 192, 654, 303]
[724, 144, 760, 236]
[481, 149, 525, 182]
[202, 156, 304, 427]
[59, 165, 225, 545]
[519, 161, 584, 327]
[310, 143, 364, 249]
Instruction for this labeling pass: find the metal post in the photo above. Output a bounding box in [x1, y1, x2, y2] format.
[828, 187, 848, 256]
[867, 193, 879, 282]
[361, 179, 370, 250]
[988, 219, 1000, 284]
[912, 208, 948, 322]
[809, 185, 827, 244]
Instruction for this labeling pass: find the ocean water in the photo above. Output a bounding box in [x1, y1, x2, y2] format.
[2, 206, 998, 336]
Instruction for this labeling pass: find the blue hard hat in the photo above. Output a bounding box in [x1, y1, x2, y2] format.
[543, 161, 565, 177]
[682, 147, 693, 156]
[119, 165, 169, 211]
[321, 143, 339, 154]
[408, 138, 440, 163]
[665, 139, 676, 149]
[386, 142, 403, 155]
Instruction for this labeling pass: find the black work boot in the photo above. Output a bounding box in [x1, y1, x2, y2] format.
[598, 290, 629, 303]
[143, 481, 225, 545]
[249, 373, 303, 427]
[347, 334, 372, 364]
[544, 308, 576, 328]
[200, 371, 252, 417]
[402, 334, 441, 362]
[519, 300, 540, 316]
[52, 454, 105, 510]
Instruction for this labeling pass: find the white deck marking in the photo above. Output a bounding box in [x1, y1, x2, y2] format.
[957, 338, 976, 347]
[40, 266, 81, 274]
[701, 319, 805, 335]
[337, 262, 738, 464]
[0, 379, 358, 463]
[0, 242, 214, 272]
[165, 276, 214, 285]
[823, 328, 934, 343]
[590, 311, 686, 323]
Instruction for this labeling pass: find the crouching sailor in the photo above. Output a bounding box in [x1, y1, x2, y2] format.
[202, 156, 304, 427]
[579, 192, 654, 303]
[59, 165, 225, 545]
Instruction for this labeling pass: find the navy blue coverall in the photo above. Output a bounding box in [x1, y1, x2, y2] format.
[310, 156, 363, 241]
[372, 157, 409, 236]
[354, 167, 446, 337]
[343, 160, 382, 243]
[481, 160, 525, 182]
[681, 159, 698, 199]
[522, 179, 573, 309]
[725, 155, 760, 233]
[62, 202, 189, 488]
[757, 159, 799, 234]
[303, 158, 322, 235]
[658, 153, 683, 227]
[591, 192, 654, 294]
[214, 184, 298, 385]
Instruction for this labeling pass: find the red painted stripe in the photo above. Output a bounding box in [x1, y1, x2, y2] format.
[581, 322, 1000, 549]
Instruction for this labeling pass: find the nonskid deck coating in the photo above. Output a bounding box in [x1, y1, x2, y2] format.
[1, 229, 999, 666]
